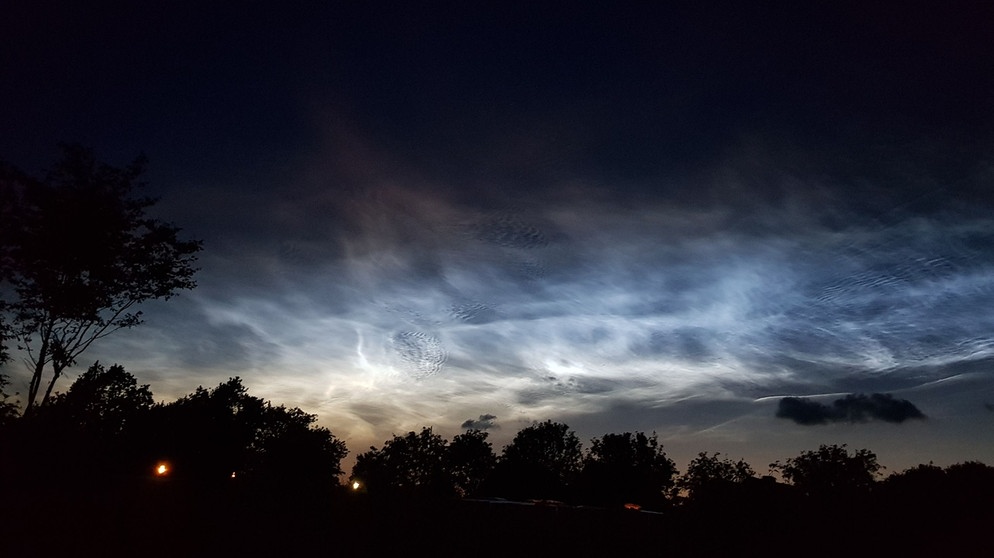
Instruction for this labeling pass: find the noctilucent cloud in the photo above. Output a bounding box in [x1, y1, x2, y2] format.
[3, 3, 993, 473]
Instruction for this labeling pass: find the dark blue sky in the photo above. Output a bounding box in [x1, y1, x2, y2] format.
[3, 2, 993, 472]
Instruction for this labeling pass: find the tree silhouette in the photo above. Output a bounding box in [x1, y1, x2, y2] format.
[446, 429, 497, 497]
[0, 373, 17, 428]
[249, 405, 348, 487]
[770, 444, 881, 499]
[46, 362, 153, 437]
[677, 451, 755, 503]
[579, 431, 676, 508]
[2, 362, 154, 489]
[148, 377, 347, 487]
[490, 420, 582, 501]
[879, 461, 947, 512]
[0, 145, 201, 413]
[351, 427, 452, 498]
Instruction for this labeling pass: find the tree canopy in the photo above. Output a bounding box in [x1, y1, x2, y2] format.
[349, 427, 497, 499]
[0, 145, 201, 412]
[351, 427, 451, 497]
[446, 429, 497, 497]
[488, 420, 583, 501]
[0, 370, 348, 496]
[677, 451, 756, 503]
[770, 443, 882, 498]
[579, 431, 676, 508]
[45, 361, 153, 438]
[0, 373, 19, 428]
[149, 377, 348, 487]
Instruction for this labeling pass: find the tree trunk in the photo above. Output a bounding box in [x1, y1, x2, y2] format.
[24, 336, 49, 415]
[41, 361, 65, 407]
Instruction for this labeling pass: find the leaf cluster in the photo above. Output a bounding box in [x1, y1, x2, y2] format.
[0, 367, 348, 493]
[352, 428, 496, 499]
[0, 145, 202, 410]
[580, 431, 677, 507]
[770, 443, 882, 497]
[677, 451, 756, 499]
[152, 377, 348, 485]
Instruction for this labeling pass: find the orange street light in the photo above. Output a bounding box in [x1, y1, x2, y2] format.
[154, 462, 170, 477]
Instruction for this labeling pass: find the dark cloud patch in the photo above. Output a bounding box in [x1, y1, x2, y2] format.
[777, 393, 926, 425]
[834, 393, 926, 423]
[984, 403, 994, 413]
[776, 397, 836, 426]
[461, 414, 499, 430]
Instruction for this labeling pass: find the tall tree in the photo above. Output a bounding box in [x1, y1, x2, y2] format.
[491, 420, 582, 500]
[0, 145, 201, 413]
[580, 431, 677, 508]
[44, 361, 153, 438]
[770, 444, 882, 498]
[150, 377, 348, 487]
[2, 362, 155, 495]
[351, 427, 452, 498]
[446, 429, 497, 497]
[677, 451, 755, 502]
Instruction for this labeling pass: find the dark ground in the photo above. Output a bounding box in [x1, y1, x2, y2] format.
[4, 478, 991, 557]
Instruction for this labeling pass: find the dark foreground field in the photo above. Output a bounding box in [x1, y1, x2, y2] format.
[5, 480, 991, 557]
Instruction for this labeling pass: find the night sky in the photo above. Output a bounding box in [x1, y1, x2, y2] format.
[3, 2, 993, 473]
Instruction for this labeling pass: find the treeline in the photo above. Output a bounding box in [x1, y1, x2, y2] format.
[350, 421, 994, 517]
[4, 362, 994, 515]
[1, 363, 346, 493]
[3, 365, 994, 555]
